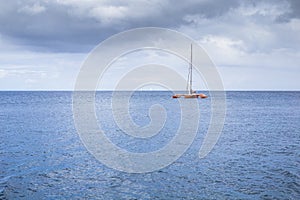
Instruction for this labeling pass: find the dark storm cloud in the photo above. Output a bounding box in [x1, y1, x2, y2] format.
[286, 0, 300, 18]
[0, 0, 297, 52]
[0, 1, 108, 52]
[276, 0, 300, 22]
[0, 0, 241, 52]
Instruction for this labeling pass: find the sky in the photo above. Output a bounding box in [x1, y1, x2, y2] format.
[0, 0, 299, 90]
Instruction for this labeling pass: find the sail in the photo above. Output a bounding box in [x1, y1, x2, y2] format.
[187, 44, 193, 94]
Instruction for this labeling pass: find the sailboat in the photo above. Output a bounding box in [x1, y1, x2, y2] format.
[172, 44, 208, 99]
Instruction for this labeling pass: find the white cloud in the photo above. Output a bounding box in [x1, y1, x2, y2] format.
[18, 3, 46, 15]
[55, 0, 163, 27]
[238, 1, 290, 19]
[0, 69, 8, 78]
[89, 5, 128, 25]
[25, 78, 37, 84]
[0, 38, 85, 90]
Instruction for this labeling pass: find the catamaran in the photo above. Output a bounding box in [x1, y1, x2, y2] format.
[172, 44, 208, 99]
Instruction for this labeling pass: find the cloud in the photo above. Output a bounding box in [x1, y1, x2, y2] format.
[0, 0, 298, 53]
[0, 36, 85, 90]
[0, 0, 241, 52]
[280, 0, 300, 20]
[89, 5, 128, 26]
[0, 69, 8, 78]
[0, 0, 299, 90]
[18, 2, 46, 15]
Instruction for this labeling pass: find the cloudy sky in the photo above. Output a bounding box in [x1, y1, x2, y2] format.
[0, 0, 299, 90]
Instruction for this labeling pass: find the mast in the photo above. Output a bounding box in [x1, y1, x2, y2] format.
[189, 43, 193, 94]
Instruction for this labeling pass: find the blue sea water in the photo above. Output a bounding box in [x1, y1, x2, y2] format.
[0, 91, 299, 199]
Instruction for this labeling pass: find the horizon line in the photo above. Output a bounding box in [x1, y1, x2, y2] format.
[0, 89, 299, 92]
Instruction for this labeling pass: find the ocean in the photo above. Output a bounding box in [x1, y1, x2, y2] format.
[0, 91, 299, 199]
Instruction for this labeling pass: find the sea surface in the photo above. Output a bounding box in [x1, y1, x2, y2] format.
[0, 91, 299, 199]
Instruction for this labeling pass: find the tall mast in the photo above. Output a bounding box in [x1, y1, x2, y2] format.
[190, 43, 193, 94]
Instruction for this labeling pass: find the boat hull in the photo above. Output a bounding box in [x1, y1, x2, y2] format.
[172, 93, 208, 99]
[184, 94, 198, 98]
